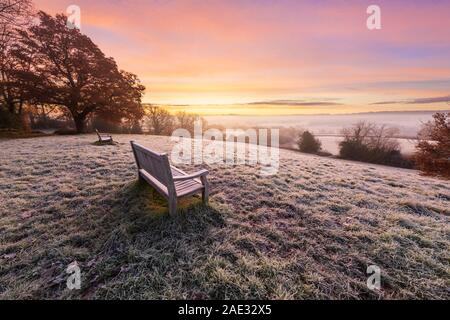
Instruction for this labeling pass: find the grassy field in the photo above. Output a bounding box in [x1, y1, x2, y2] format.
[0, 134, 449, 299]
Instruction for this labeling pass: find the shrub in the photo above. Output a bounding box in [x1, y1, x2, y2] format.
[54, 129, 78, 135]
[339, 122, 413, 168]
[122, 119, 143, 134]
[414, 112, 450, 178]
[144, 106, 174, 135]
[31, 117, 71, 130]
[298, 131, 321, 153]
[29, 111, 71, 130]
[339, 140, 370, 161]
[90, 117, 123, 133]
[0, 109, 23, 130]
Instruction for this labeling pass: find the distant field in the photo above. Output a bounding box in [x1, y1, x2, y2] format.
[0, 135, 449, 299]
[204, 111, 442, 136]
[206, 112, 431, 156]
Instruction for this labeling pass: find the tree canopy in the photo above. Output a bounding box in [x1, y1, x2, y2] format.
[8, 10, 145, 132]
[415, 112, 450, 178]
[0, 0, 33, 119]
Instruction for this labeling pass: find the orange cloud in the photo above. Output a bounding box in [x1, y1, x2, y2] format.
[33, 0, 450, 113]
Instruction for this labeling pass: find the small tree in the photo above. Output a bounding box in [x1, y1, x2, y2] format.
[414, 112, 450, 178]
[144, 105, 174, 135]
[339, 122, 412, 168]
[298, 131, 321, 153]
[175, 111, 207, 135]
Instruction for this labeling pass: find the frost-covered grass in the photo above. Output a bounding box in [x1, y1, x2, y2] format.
[0, 134, 449, 299]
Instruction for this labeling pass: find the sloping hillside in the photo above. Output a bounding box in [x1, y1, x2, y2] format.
[0, 134, 448, 299]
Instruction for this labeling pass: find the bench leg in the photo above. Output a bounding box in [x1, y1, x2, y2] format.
[201, 177, 209, 204]
[168, 196, 177, 216]
[202, 181, 209, 204]
[202, 188, 209, 204]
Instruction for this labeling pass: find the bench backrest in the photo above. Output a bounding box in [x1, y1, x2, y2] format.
[130, 141, 174, 188]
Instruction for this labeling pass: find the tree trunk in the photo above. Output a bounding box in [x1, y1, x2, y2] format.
[7, 99, 16, 114]
[73, 115, 86, 133]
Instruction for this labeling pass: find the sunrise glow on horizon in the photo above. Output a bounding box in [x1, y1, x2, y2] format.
[35, 0, 450, 115]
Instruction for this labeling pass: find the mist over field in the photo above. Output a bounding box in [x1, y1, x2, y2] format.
[204, 111, 444, 137]
[202, 111, 447, 155]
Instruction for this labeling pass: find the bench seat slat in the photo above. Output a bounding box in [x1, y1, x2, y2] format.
[175, 180, 203, 196]
[176, 184, 204, 197]
[139, 169, 169, 198]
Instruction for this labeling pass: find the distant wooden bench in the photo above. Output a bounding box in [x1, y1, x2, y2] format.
[130, 141, 209, 215]
[95, 129, 113, 143]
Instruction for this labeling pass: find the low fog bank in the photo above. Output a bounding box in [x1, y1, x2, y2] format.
[205, 111, 444, 138]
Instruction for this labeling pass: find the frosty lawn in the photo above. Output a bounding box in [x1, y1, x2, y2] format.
[0, 134, 449, 299]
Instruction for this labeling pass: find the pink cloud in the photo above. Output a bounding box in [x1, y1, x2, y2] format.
[33, 0, 450, 108]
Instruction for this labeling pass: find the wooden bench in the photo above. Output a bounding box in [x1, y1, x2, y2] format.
[130, 141, 209, 216]
[95, 129, 113, 143]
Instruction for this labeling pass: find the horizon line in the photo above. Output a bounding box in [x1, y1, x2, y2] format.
[141, 106, 450, 117]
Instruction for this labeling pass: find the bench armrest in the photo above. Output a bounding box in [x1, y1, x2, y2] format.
[173, 169, 209, 181]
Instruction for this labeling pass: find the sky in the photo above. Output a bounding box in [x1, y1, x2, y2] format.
[34, 0, 450, 115]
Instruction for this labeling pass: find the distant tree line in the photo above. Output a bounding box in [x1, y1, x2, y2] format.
[338, 121, 413, 168]
[1, 1, 145, 133]
[143, 105, 207, 136]
[295, 113, 449, 178]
